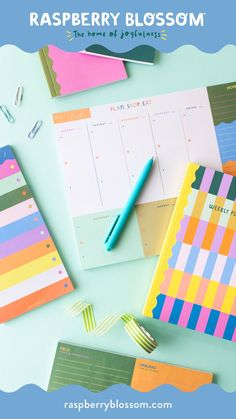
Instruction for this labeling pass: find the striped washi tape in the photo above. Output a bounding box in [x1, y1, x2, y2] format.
[65, 300, 158, 354]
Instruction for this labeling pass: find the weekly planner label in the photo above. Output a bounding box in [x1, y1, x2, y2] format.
[0, 145, 74, 323]
[53, 81, 236, 269]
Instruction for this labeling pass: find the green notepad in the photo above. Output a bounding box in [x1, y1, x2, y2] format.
[48, 343, 134, 392]
[85, 45, 156, 64]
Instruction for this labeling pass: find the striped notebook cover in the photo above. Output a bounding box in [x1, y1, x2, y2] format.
[144, 163, 236, 342]
[0, 146, 74, 322]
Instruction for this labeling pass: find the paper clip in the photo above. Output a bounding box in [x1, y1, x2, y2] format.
[15, 86, 24, 107]
[0, 105, 15, 124]
[28, 120, 43, 139]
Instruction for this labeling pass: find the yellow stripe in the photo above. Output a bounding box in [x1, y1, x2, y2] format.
[221, 286, 236, 314]
[209, 196, 225, 225]
[0, 251, 62, 291]
[143, 163, 199, 317]
[167, 270, 183, 298]
[185, 275, 201, 303]
[191, 190, 207, 218]
[227, 201, 236, 230]
[202, 281, 219, 308]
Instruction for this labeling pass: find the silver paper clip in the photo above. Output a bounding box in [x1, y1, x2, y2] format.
[28, 120, 43, 139]
[15, 86, 24, 107]
[0, 105, 15, 124]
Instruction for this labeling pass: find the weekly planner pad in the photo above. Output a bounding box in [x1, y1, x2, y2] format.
[144, 164, 236, 342]
[53, 81, 236, 269]
[48, 342, 213, 392]
[0, 146, 74, 322]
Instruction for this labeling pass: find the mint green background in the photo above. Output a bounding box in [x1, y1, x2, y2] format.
[0, 46, 235, 392]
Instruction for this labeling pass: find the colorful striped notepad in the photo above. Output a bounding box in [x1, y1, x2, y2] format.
[144, 164, 236, 342]
[0, 146, 74, 322]
[48, 342, 213, 392]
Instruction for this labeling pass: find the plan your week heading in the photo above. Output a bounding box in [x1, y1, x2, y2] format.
[29, 12, 206, 28]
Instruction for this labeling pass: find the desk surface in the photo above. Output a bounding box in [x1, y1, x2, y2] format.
[0, 45, 235, 392]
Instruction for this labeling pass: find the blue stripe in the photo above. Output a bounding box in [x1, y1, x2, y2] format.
[217, 133, 236, 137]
[0, 212, 43, 243]
[0, 145, 15, 164]
[152, 294, 166, 319]
[205, 309, 220, 335]
[215, 121, 236, 163]
[223, 315, 236, 341]
[220, 258, 236, 285]
[169, 299, 184, 324]
[187, 304, 202, 330]
[185, 246, 200, 274]
[168, 241, 182, 268]
[203, 252, 218, 279]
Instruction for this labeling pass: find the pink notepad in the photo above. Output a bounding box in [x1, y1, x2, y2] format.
[39, 45, 127, 97]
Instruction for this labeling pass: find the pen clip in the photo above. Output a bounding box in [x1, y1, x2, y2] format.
[104, 215, 120, 244]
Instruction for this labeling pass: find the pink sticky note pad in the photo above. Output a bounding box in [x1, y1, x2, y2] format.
[47, 45, 127, 96]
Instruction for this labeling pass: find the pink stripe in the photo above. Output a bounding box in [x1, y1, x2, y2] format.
[213, 283, 228, 311]
[200, 168, 215, 192]
[177, 301, 193, 327]
[160, 268, 174, 294]
[159, 296, 175, 322]
[0, 198, 38, 228]
[218, 173, 233, 198]
[0, 159, 20, 180]
[232, 327, 236, 342]
[176, 216, 190, 242]
[213, 312, 229, 338]
[211, 225, 226, 253]
[177, 272, 192, 299]
[192, 220, 208, 247]
[195, 307, 211, 332]
[195, 278, 210, 305]
[229, 234, 236, 259]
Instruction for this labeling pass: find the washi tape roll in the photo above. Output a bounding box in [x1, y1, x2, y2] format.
[66, 300, 158, 353]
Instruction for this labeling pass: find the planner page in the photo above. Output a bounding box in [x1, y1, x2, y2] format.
[53, 82, 235, 269]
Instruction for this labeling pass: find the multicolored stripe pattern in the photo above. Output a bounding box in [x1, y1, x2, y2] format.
[152, 164, 236, 341]
[0, 146, 74, 323]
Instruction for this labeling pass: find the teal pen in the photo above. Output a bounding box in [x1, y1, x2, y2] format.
[104, 157, 154, 251]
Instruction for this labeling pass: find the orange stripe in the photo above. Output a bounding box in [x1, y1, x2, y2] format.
[0, 239, 56, 274]
[0, 278, 74, 323]
[184, 217, 199, 244]
[219, 228, 235, 255]
[201, 223, 217, 250]
[53, 108, 91, 124]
